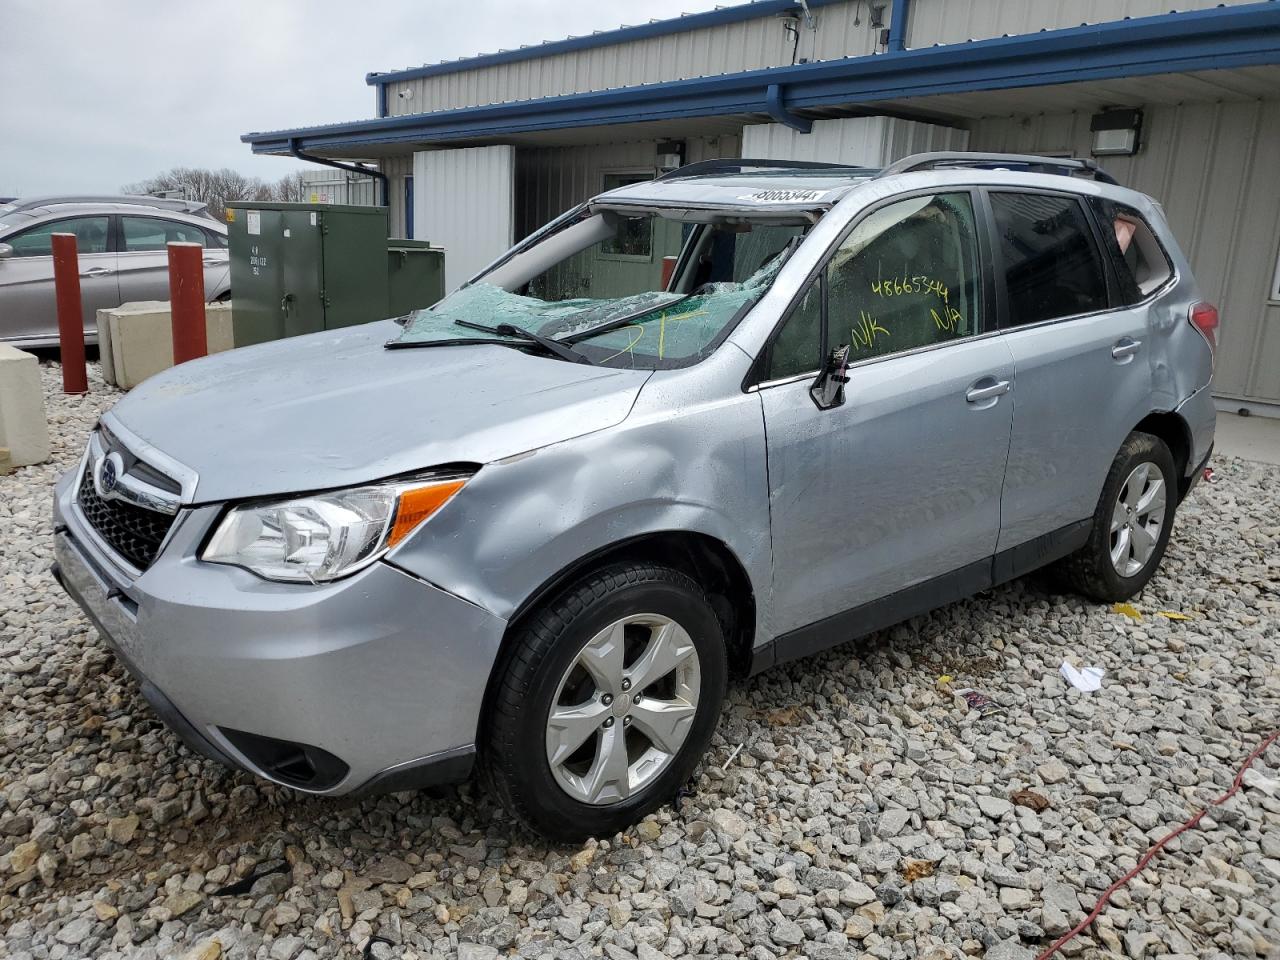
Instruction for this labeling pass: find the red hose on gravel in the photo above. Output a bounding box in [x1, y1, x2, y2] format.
[1035, 729, 1280, 960]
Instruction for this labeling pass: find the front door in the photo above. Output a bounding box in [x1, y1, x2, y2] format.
[757, 190, 1014, 642]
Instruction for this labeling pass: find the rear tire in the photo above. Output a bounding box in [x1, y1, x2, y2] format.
[482, 562, 727, 842]
[1052, 431, 1177, 602]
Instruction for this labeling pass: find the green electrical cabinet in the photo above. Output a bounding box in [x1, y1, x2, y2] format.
[387, 239, 445, 318]
[227, 202, 393, 347]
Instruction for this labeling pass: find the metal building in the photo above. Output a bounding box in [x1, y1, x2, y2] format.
[299, 169, 378, 207]
[242, 0, 1280, 413]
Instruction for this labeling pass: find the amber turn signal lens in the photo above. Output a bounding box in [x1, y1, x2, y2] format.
[387, 479, 467, 548]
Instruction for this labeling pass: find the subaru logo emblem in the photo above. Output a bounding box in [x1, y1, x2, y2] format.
[100, 458, 118, 493]
[95, 451, 125, 499]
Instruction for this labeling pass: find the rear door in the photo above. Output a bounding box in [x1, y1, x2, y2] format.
[987, 189, 1153, 552]
[116, 215, 219, 305]
[757, 189, 1015, 643]
[0, 215, 116, 343]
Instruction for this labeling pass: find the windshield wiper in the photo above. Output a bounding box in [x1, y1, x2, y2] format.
[453, 319, 596, 365]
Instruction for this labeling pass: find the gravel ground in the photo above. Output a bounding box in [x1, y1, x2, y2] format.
[2, 360, 1278, 960]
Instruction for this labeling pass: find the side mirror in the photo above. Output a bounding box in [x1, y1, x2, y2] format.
[810, 344, 850, 411]
[0, 243, 13, 260]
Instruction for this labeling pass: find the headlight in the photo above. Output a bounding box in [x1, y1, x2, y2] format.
[201, 476, 467, 583]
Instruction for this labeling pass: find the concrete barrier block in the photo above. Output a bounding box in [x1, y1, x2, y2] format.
[100, 301, 235, 390]
[0, 343, 51, 470]
[95, 309, 117, 387]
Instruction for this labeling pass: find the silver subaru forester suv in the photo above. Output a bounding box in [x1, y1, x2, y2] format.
[53, 153, 1216, 840]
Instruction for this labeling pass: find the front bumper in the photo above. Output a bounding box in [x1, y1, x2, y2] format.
[52, 471, 507, 796]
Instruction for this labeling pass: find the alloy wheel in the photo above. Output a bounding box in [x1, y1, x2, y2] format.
[1110, 461, 1166, 577]
[545, 613, 701, 805]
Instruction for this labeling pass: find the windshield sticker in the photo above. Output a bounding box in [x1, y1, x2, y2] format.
[736, 189, 827, 204]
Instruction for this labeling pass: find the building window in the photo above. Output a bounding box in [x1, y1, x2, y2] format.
[600, 172, 654, 258]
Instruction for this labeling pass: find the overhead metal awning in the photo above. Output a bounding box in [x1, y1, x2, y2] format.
[242, 2, 1280, 159]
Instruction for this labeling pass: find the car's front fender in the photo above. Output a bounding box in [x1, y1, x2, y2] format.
[387, 380, 774, 634]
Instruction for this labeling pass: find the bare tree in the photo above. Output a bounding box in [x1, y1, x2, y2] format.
[125, 167, 343, 218]
[123, 167, 275, 221]
[274, 171, 308, 203]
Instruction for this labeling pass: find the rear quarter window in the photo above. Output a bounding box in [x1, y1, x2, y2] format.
[1088, 197, 1174, 304]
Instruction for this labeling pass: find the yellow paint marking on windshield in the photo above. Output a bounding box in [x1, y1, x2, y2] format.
[601, 325, 645, 362]
[658, 311, 666, 358]
[668, 307, 708, 324]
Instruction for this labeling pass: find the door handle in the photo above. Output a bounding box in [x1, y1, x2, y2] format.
[202, 257, 222, 266]
[1111, 338, 1143, 360]
[966, 379, 1011, 403]
[81, 266, 113, 277]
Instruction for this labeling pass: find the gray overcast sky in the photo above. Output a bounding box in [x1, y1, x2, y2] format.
[0, 0, 725, 197]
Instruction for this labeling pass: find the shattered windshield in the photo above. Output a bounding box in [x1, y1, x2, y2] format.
[397, 209, 809, 368]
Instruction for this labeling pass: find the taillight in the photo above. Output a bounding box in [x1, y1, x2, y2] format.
[1190, 302, 1218, 352]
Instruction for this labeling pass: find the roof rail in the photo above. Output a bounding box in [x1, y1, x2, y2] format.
[3, 195, 212, 216]
[656, 158, 875, 182]
[878, 152, 1119, 185]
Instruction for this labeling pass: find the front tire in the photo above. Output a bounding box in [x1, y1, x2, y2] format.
[1053, 431, 1177, 602]
[482, 563, 727, 842]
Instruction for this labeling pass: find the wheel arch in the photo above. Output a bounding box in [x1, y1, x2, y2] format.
[507, 530, 757, 677]
[1132, 410, 1194, 499]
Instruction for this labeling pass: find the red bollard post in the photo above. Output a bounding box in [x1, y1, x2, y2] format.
[167, 241, 207, 364]
[51, 233, 89, 395]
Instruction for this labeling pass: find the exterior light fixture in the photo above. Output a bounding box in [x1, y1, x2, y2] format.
[656, 141, 686, 173]
[1090, 108, 1143, 156]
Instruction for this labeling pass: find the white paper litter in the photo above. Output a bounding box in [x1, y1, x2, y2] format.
[1060, 661, 1105, 692]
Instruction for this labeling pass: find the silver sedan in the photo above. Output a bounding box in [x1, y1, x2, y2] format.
[0, 195, 230, 347]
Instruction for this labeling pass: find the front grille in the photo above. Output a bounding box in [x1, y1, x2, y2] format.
[77, 471, 176, 570]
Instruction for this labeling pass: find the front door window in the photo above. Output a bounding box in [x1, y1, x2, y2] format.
[765, 192, 982, 379]
[7, 217, 109, 257]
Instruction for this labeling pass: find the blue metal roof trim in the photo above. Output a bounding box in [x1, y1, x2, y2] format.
[245, 2, 1280, 154]
[364, 0, 847, 87]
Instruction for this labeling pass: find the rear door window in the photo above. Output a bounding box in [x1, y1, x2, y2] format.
[1087, 198, 1173, 304]
[121, 216, 208, 252]
[7, 217, 109, 257]
[990, 192, 1108, 326]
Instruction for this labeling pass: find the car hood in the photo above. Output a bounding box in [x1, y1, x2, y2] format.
[108, 320, 651, 503]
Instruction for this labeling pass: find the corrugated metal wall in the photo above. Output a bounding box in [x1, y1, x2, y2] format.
[906, 0, 1259, 47]
[970, 99, 1280, 405]
[300, 170, 378, 206]
[378, 155, 413, 239]
[741, 116, 969, 165]
[413, 146, 515, 291]
[379, 0, 1265, 116]
[513, 134, 741, 239]
[385, 2, 882, 115]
